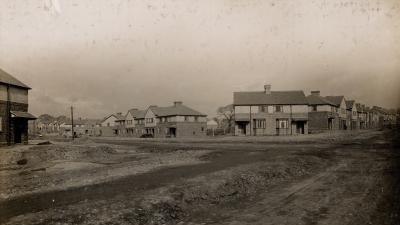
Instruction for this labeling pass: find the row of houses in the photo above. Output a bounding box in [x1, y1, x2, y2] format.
[233, 84, 398, 136]
[31, 101, 209, 138]
[97, 101, 208, 138]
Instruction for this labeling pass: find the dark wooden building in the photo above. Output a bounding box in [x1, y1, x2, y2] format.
[0, 68, 36, 145]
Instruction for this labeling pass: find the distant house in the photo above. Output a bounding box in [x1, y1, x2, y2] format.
[0, 68, 36, 145]
[233, 84, 309, 136]
[345, 100, 359, 130]
[324, 96, 348, 130]
[97, 114, 120, 136]
[124, 108, 146, 137]
[355, 103, 367, 129]
[60, 118, 101, 137]
[141, 102, 207, 138]
[114, 113, 126, 136]
[306, 91, 340, 133]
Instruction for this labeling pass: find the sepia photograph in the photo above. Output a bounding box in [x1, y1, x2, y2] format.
[0, 0, 399, 224]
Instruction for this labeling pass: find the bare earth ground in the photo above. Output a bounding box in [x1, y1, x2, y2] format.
[0, 129, 399, 225]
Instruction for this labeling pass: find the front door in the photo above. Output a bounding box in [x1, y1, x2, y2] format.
[169, 128, 176, 137]
[13, 119, 25, 143]
[296, 122, 305, 134]
[236, 122, 248, 136]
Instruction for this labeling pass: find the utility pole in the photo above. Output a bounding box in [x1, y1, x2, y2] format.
[70, 106, 74, 140]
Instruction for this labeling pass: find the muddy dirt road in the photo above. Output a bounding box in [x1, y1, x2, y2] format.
[1, 130, 399, 225]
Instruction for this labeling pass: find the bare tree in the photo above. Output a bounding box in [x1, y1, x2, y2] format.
[217, 104, 234, 134]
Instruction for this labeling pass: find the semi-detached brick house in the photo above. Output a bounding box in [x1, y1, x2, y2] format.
[0, 68, 36, 145]
[123, 108, 146, 137]
[306, 91, 341, 133]
[324, 95, 348, 130]
[142, 101, 207, 138]
[233, 85, 309, 136]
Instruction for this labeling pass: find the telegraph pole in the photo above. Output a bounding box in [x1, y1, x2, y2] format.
[70, 106, 74, 140]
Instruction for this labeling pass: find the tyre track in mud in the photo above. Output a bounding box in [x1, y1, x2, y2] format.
[0, 149, 283, 224]
[184, 131, 400, 225]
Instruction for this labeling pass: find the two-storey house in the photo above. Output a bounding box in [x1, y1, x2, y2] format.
[306, 91, 340, 133]
[233, 85, 309, 136]
[124, 108, 146, 137]
[142, 102, 207, 138]
[0, 68, 36, 145]
[324, 96, 348, 130]
[346, 100, 359, 130]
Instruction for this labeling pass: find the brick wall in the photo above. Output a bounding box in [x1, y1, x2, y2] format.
[308, 112, 329, 133]
[0, 100, 29, 145]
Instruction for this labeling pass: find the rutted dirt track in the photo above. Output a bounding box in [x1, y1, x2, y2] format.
[0, 129, 399, 225]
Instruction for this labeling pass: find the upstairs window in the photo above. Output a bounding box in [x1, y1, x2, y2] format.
[184, 116, 189, 122]
[275, 106, 283, 113]
[312, 106, 317, 112]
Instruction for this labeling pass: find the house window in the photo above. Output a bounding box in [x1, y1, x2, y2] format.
[312, 106, 317, 112]
[107, 122, 110, 127]
[254, 119, 266, 129]
[194, 116, 198, 122]
[276, 119, 288, 129]
[201, 127, 204, 132]
[146, 118, 154, 123]
[184, 116, 189, 121]
[275, 106, 283, 113]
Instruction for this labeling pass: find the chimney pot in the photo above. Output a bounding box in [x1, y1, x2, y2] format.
[311, 91, 320, 96]
[264, 84, 271, 94]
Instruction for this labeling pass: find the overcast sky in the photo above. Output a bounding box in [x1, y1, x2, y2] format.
[0, 0, 399, 118]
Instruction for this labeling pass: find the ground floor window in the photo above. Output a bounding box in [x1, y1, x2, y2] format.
[253, 119, 266, 129]
[276, 119, 289, 129]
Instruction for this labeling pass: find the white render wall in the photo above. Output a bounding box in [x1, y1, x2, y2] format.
[101, 115, 118, 127]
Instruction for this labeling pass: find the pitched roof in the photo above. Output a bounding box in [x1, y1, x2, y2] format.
[114, 113, 126, 121]
[0, 68, 31, 89]
[100, 114, 118, 123]
[324, 96, 344, 107]
[127, 109, 146, 119]
[345, 100, 355, 110]
[148, 104, 206, 117]
[233, 91, 308, 105]
[306, 95, 337, 106]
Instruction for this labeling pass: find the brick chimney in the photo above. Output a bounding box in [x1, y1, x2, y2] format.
[264, 84, 271, 94]
[174, 101, 183, 106]
[311, 91, 320, 96]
